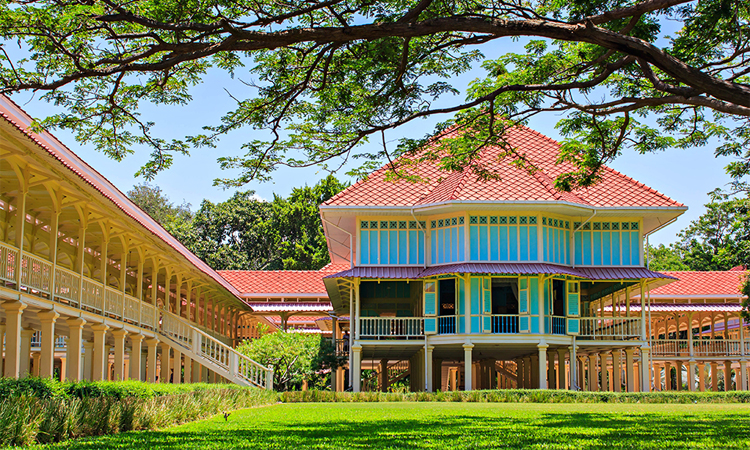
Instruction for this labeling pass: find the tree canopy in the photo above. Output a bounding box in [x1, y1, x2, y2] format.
[647, 190, 749, 272]
[128, 176, 347, 270]
[1, 0, 748, 190]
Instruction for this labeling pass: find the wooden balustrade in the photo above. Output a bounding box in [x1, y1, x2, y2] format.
[652, 339, 745, 357]
[359, 317, 425, 338]
[578, 317, 641, 340]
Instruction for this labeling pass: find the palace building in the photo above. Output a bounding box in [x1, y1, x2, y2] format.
[1, 94, 747, 393]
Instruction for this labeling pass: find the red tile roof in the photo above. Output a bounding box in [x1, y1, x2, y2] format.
[220, 264, 347, 296]
[0, 96, 244, 301]
[643, 271, 747, 298]
[324, 125, 684, 208]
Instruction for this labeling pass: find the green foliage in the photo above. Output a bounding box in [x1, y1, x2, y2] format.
[127, 183, 193, 225]
[1, 0, 749, 190]
[0, 380, 276, 447]
[236, 331, 342, 391]
[127, 176, 347, 271]
[647, 191, 749, 271]
[37, 402, 750, 449]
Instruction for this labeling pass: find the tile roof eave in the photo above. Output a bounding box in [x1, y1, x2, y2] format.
[0, 95, 247, 307]
[320, 201, 688, 212]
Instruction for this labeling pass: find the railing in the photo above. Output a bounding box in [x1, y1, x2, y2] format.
[104, 286, 124, 319]
[54, 266, 80, 305]
[0, 241, 18, 283]
[334, 338, 349, 356]
[551, 316, 566, 335]
[123, 294, 140, 323]
[438, 316, 456, 334]
[651, 339, 689, 356]
[81, 278, 104, 313]
[693, 339, 743, 357]
[0, 239, 274, 389]
[359, 317, 424, 338]
[21, 253, 52, 295]
[652, 339, 745, 357]
[491, 315, 519, 334]
[362, 359, 410, 392]
[578, 317, 641, 340]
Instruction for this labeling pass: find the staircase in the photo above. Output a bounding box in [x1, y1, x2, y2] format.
[160, 309, 273, 389]
[495, 360, 518, 388]
[362, 360, 410, 391]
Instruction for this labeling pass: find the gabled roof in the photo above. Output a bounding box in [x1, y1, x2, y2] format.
[639, 270, 747, 298]
[0, 96, 245, 302]
[219, 263, 348, 297]
[324, 125, 684, 209]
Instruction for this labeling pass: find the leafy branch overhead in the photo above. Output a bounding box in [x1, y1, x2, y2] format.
[1, 0, 749, 190]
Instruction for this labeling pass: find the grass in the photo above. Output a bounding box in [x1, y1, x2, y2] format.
[33, 402, 750, 449]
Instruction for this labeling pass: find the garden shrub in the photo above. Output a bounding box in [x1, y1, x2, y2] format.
[0, 378, 277, 447]
[280, 389, 750, 404]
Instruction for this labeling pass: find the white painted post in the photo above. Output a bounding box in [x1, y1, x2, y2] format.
[640, 347, 651, 392]
[266, 365, 274, 390]
[538, 342, 548, 389]
[463, 343, 474, 391]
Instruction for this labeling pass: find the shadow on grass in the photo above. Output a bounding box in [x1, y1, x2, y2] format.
[47, 409, 750, 449]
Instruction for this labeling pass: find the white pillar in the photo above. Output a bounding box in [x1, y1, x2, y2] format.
[537, 343, 548, 389]
[352, 345, 362, 392]
[612, 350, 622, 392]
[624, 348, 636, 392]
[697, 362, 706, 392]
[172, 349, 182, 384]
[463, 343, 474, 391]
[20, 328, 33, 378]
[184, 356, 192, 384]
[37, 310, 60, 378]
[111, 329, 127, 381]
[82, 341, 94, 381]
[640, 347, 651, 392]
[739, 361, 747, 391]
[146, 338, 159, 382]
[160, 342, 170, 383]
[91, 324, 110, 381]
[557, 348, 567, 390]
[2, 301, 26, 378]
[425, 346, 434, 392]
[129, 334, 144, 381]
[688, 360, 697, 392]
[66, 317, 86, 381]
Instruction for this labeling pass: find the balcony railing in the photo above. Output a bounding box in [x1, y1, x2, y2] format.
[652, 339, 745, 357]
[551, 316, 566, 335]
[360, 317, 424, 338]
[491, 315, 519, 334]
[438, 316, 456, 334]
[578, 317, 641, 340]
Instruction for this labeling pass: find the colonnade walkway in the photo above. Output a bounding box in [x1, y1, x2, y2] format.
[0, 95, 272, 388]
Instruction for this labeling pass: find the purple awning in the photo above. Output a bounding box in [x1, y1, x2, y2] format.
[324, 266, 423, 279]
[326, 264, 675, 280]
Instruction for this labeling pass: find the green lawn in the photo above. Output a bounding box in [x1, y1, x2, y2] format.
[39, 402, 750, 449]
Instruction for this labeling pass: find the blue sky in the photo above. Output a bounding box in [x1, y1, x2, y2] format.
[9, 38, 737, 247]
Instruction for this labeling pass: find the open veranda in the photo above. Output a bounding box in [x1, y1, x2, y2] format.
[31, 401, 750, 450]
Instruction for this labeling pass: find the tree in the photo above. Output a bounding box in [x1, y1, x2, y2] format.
[645, 244, 689, 271]
[1, 0, 749, 190]
[675, 191, 750, 271]
[128, 176, 347, 271]
[235, 331, 341, 391]
[188, 191, 275, 270]
[126, 183, 192, 225]
[268, 175, 350, 270]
